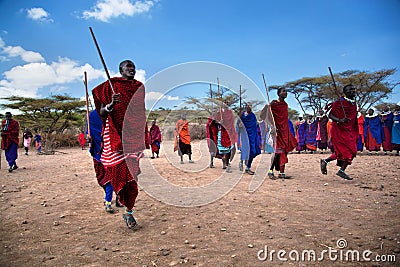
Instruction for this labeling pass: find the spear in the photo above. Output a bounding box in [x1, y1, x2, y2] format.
[328, 67, 346, 118]
[89, 27, 115, 94]
[262, 73, 276, 127]
[84, 71, 91, 141]
[210, 83, 213, 116]
[217, 78, 222, 121]
[239, 85, 242, 116]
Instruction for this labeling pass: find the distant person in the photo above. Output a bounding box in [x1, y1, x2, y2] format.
[261, 88, 297, 179]
[149, 119, 162, 159]
[295, 116, 306, 153]
[357, 112, 365, 152]
[92, 60, 146, 230]
[320, 84, 358, 180]
[88, 110, 119, 213]
[305, 115, 317, 153]
[206, 102, 237, 172]
[391, 103, 400, 156]
[259, 119, 274, 154]
[380, 105, 394, 154]
[364, 108, 382, 155]
[78, 131, 86, 150]
[23, 128, 33, 155]
[174, 114, 193, 164]
[34, 132, 42, 153]
[1, 112, 20, 172]
[239, 104, 261, 175]
[316, 110, 329, 152]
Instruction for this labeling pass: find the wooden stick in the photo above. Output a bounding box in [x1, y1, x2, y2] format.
[261, 73, 276, 127]
[210, 83, 213, 115]
[217, 78, 222, 121]
[328, 67, 347, 118]
[239, 85, 242, 116]
[84, 71, 91, 139]
[89, 27, 115, 94]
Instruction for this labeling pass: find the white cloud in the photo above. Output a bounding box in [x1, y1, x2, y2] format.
[83, 0, 155, 22]
[145, 91, 179, 101]
[0, 58, 104, 98]
[146, 91, 165, 101]
[26, 7, 53, 22]
[0, 37, 45, 63]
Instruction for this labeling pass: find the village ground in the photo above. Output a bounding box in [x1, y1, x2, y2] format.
[0, 140, 399, 267]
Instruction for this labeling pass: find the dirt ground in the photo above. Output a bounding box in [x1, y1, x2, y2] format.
[0, 140, 399, 267]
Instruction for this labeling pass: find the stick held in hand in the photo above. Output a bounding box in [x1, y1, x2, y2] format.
[89, 27, 115, 94]
[328, 67, 346, 118]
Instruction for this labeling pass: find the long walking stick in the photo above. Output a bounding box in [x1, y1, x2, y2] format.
[84, 71, 91, 144]
[210, 83, 213, 116]
[217, 78, 222, 121]
[328, 67, 347, 118]
[89, 27, 115, 94]
[262, 73, 275, 126]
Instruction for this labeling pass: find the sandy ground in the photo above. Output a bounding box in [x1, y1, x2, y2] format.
[0, 140, 399, 267]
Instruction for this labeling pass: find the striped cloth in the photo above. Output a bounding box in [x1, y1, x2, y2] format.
[101, 118, 144, 168]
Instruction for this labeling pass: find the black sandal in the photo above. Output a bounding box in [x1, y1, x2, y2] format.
[320, 159, 327, 175]
[122, 213, 137, 230]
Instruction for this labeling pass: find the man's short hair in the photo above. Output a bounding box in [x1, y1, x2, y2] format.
[119, 60, 135, 73]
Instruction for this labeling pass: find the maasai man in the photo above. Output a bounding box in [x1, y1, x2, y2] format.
[206, 116, 218, 168]
[261, 88, 297, 179]
[34, 132, 42, 153]
[305, 115, 317, 153]
[295, 116, 306, 153]
[380, 105, 394, 154]
[357, 112, 365, 152]
[320, 84, 358, 180]
[316, 110, 329, 151]
[92, 60, 146, 230]
[78, 131, 86, 150]
[149, 119, 162, 159]
[88, 110, 117, 213]
[174, 114, 193, 164]
[392, 104, 400, 156]
[239, 104, 261, 174]
[23, 128, 33, 155]
[207, 103, 237, 172]
[364, 108, 382, 155]
[1, 112, 20, 172]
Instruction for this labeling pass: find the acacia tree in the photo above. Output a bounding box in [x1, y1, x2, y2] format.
[0, 95, 86, 152]
[274, 68, 398, 115]
[186, 85, 264, 117]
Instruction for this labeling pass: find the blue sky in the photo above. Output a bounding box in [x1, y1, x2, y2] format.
[0, 0, 399, 113]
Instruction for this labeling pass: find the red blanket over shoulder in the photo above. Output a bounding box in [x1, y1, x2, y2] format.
[92, 77, 146, 153]
[270, 100, 297, 153]
[1, 119, 19, 150]
[330, 98, 358, 163]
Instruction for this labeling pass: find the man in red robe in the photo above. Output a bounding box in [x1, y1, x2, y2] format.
[320, 84, 358, 180]
[261, 88, 297, 179]
[1, 112, 20, 172]
[206, 104, 237, 172]
[174, 114, 193, 163]
[92, 60, 145, 230]
[149, 119, 162, 159]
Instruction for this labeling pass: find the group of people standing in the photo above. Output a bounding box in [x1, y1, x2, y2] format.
[0, 112, 42, 172]
[362, 105, 400, 155]
[294, 103, 400, 156]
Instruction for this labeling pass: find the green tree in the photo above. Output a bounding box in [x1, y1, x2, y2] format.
[0, 95, 86, 152]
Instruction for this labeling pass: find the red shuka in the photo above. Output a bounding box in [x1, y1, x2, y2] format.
[269, 100, 297, 166]
[1, 119, 19, 150]
[330, 98, 358, 166]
